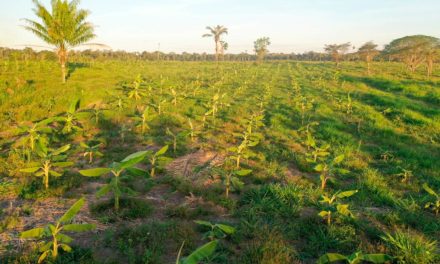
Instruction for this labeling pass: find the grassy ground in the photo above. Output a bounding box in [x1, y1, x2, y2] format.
[0, 59, 439, 263]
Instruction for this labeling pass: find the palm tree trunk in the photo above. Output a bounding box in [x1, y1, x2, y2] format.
[215, 38, 220, 62]
[57, 47, 68, 83]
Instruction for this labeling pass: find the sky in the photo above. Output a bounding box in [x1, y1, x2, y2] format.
[0, 0, 439, 54]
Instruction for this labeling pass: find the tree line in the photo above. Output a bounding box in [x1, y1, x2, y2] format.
[1, 0, 439, 82]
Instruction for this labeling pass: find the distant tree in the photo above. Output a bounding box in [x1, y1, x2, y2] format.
[202, 25, 228, 61]
[254, 37, 271, 63]
[23, 0, 97, 83]
[324, 42, 351, 67]
[220, 40, 228, 60]
[358, 41, 380, 75]
[384, 35, 440, 77]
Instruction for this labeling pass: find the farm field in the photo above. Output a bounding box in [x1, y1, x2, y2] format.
[0, 60, 439, 263]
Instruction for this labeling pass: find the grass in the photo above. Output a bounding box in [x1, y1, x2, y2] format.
[0, 59, 439, 263]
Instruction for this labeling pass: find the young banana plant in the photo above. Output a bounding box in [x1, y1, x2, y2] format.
[20, 143, 73, 189]
[395, 167, 413, 183]
[124, 74, 147, 101]
[56, 99, 86, 134]
[229, 126, 260, 169]
[194, 220, 236, 240]
[305, 133, 330, 162]
[244, 113, 265, 136]
[317, 251, 393, 264]
[147, 145, 169, 177]
[187, 118, 200, 143]
[422, 183, 440, 215]
[132, 106, 152, 135]
[319, 190, 358, 225]
[79, 151, 148, 210]
[80, 141, 103, 164]
[170, 88, 179, 106]
[15, 118, 54, 153]
[108, 95, 126, 123]
[175, 220, 235, 263]
[176, 240, 218, 264]
[14, 118, 54, 161]
[149, 98, 167, 115]
[216, 160, 252, 198]
[85, 103, 108, 124]
[314, 154, 348, 190]
[20, 198, 95, 263]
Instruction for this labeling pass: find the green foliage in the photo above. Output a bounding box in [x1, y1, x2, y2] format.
[19, 142, 72, 189]
[79, 150, 148, 210]
[422, 183, 440, 215]
[382, 230, 438, 264]
[319, 190, 358, 225]
[194, 220, 235, 240]
[317, 251, 393, 264]
[19, 198, 95, 263]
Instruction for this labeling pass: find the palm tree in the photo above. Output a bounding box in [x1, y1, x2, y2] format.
[202, 25, 228, 61]
[23, 0, 96, 83]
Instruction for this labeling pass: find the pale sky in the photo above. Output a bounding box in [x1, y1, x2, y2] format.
[0, 0, 439, 53]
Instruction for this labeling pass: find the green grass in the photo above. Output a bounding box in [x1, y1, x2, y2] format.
[0, 59, 439, 263]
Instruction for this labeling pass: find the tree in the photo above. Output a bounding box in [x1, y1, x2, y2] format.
[384, 35, 439, 77]
[358, 41, 380, 75]
[23, 0, 97, 83]
[324, 42, 351, 67]
[254, 37, 271, 63]
[202, 25, 228, 61]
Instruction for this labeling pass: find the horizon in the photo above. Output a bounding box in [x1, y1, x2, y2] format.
[1, 0, 440, 54]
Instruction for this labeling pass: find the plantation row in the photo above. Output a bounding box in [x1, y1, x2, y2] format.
[0, 60, 439, 263]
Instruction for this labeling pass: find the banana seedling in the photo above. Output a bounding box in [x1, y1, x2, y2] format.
[20, 198, 95, 263]
[149, 98, 167, 115]
[314, 154, 348, 190]
[85, 103, 108, 124]
[15, 118, 54, 152]
[317, 251, 393, 264]
[204, 93, 226, 118]
[166, 128, 187, 154]
[346, 92, 353, 115]
[79, 151, 148, 210]
[131, 106, 152, 135]
[14, 118, 54, 161]
[187, 118, 200, 143]
[422, 183, 440, 215]
[244, 113, 265, 136]
[176, 240, 218, 264]
[80, 141, 103, 164]
[108, 95, 126, 123]
[305, 133, 330, 162]
[170, 88, 180, 106]
[194, 220, 236, 240]
[56, 99, 87, 134]
[20, 142, 73, 189]
[226, 168, 251, 198]
[147, 145, 169, 177]
[297, 121, 319, 138]
[229, 126, 260, 169]
[395, 167, 413, 183]
[124, 74, 147, 101]
[318, 190, 358, 225]
[296, 96, 315, 125]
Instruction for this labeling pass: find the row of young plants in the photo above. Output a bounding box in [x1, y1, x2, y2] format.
[1, 61, 439, 263]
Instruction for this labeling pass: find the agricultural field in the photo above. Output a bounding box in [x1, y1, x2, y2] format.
[0, 59, 439, 263]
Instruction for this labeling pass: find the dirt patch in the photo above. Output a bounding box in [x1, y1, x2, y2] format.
[284, 165, 315, 184]
[0, 181, 108, 255]
[166, 149, 225, 186]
